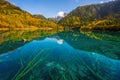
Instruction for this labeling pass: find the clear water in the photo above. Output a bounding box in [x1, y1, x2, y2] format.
[0, 30, 120, 80]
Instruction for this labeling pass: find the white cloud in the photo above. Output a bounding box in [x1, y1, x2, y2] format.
[100, 0, 115, 4]
[57, 11, 65, 17]
[100, 1, 104, 3]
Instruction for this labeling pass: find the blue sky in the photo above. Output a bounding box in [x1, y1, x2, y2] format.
[8, 0, 113, 18]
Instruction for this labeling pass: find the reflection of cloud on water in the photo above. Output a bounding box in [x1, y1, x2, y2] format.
[57, 39, 64, 44]
[51, 38, 64, 45]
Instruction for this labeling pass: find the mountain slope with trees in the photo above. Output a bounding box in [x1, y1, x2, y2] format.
[58, 0, 120, 31]
[0, 0, 62, 30]
[33, 14, 46, 20]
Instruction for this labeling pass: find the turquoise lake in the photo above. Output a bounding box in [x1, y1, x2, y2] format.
[0, 30, 120, 80]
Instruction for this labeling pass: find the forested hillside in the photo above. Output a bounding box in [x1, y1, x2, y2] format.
[0, 0, 62, 30]
[58, 0, 120, 31]
[33, 14, 46, 20]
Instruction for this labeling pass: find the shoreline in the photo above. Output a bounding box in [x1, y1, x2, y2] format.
[0, 27, 54, 31]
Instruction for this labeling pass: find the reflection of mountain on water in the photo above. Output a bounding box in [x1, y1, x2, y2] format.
[0, 30, 56, 54]
[57, 31, 120, 59]
[0, 38, 120, 80]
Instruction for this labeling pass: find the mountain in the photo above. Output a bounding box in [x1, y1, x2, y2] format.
[48, 18, 58, 23]
[48, 12, 67, 23]
[0, 0, 62, 30]
[33, 14, 46, 20]
[55, 12, 67, 20]
[58, 0, 120, 31]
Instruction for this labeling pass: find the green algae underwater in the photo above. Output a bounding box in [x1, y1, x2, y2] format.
[0, 30, 120, 80]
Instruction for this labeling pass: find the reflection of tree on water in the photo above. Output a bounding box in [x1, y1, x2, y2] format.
[0, 38, 120, 80]
[80, 31, 120, 42]
[0, 30, 56, 54]
[57, 31, 120, 59]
